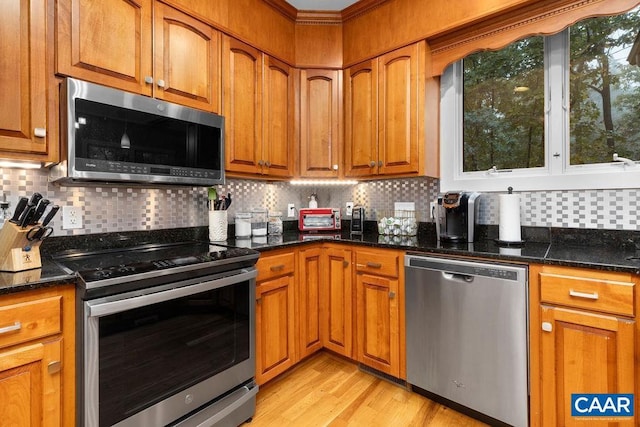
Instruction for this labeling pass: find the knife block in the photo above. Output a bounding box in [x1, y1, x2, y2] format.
[0, 222, 42, 272]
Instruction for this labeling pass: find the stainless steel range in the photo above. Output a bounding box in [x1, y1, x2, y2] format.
[53, 241, 260, 427]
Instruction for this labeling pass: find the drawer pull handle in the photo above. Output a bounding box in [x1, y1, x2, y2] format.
[569, 289, 599, 300]
[48, 361, 61, 375]
[0, 321, 21, 335]
[270, 264, 285, 272]
[366, 262, 382, 269]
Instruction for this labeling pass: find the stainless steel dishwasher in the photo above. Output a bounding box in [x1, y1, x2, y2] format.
[405, 254, 528, 427]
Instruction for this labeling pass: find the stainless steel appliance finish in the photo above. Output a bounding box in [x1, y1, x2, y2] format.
[350, 207, 365, 234]
[433, 192, 480, 242]
[55, 242, 259, 427]
[52, 78, 225, 187]
[405, 255, 528, 427]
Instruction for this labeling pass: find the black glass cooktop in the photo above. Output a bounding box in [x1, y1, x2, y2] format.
[52, 241, 259, 283]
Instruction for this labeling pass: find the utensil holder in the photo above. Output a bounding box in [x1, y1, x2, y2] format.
[0, 222, 42, 272]
[209, 210, 228, 242]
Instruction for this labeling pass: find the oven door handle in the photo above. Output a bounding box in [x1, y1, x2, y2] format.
[87, 269, 257, 317]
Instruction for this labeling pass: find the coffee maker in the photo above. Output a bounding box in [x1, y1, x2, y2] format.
[433, 192, 481, 242]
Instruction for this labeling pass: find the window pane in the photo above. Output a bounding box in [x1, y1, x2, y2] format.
[569, 7, 640, 165]
[463, 37, 545, 172]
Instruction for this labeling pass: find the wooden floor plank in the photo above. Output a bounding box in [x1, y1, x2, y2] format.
[250, 352, 488, 427]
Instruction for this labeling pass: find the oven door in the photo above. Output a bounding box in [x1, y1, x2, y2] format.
[80, 268, 257, 427]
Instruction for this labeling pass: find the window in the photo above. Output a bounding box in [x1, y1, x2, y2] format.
[440, 6, 640, 192]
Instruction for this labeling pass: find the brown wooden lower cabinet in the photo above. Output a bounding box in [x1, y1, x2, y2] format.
[321, 245, 353, 357]
[298, 246, 323, 359]
[0, 285, 75, 427]
[255, 250, 297, 385]
[531, 264, 638, 427]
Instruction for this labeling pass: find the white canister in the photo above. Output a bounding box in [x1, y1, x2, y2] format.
[209, 210, 228, 242]
[235, 212, 252, 239]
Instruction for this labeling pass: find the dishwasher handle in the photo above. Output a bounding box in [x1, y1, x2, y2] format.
[442, 272, 474, 283]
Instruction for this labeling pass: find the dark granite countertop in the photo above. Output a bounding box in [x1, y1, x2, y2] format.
[2, 223, 639, 296]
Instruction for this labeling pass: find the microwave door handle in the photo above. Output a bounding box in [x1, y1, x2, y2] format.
[87, 269, 256, 317]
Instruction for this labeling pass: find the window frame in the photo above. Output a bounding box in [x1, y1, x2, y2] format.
[440, 29, 640, 193]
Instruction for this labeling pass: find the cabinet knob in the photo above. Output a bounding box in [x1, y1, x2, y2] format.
[369, 161, 376, 167]
[265, 161, 271, 167]
[144, 76, 154, 84]
[378, 160, 383, 167]
[389, 291, 396, 299]
[157, 79, 166, 88]
[258, 160, 265, 166]
[333, 164, 339, 170]
[48, 361, 61, 375]
[343, 260, 349, 268]
[541, 322, 553, 332]
[34, 128, 46, 138]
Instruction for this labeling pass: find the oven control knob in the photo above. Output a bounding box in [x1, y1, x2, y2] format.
[185, 394, 194, 405]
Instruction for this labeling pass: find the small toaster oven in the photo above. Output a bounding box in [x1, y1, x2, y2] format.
[298, 208, 341, 231]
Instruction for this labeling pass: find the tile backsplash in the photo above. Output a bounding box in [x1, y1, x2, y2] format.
[0, 168, 638, 236]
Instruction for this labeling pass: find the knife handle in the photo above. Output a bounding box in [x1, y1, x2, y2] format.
[19, 206, 36, 228]
[41, 205, 60, 227]
[27, 192, 43, 207]
[30, 199, 50, 225]
[9, 197, 28, 224]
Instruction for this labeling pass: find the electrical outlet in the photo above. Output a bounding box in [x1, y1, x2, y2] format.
[62, 206, 83, 229]
[287, 203, 296, 218]
[346, 202, 354, 216]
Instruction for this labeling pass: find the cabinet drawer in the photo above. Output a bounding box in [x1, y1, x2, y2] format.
[0, 296, 62, 349]
[540, 272, 634, 317]
[256, 252, 295, 282]
[355, 250, 399, 277]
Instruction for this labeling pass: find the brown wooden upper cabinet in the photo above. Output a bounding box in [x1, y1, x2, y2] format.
[299, 69, 342, 178]
[56, 0, 220, 112]
[345, 42, 426, 178]
[0, 0, 50, 159]
[223, 37, 295, 178]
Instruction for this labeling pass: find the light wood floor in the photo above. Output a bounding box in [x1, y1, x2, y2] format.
[250, 352, 488, 427]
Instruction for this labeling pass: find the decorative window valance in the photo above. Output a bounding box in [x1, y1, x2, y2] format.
[428, 0, 640, 76]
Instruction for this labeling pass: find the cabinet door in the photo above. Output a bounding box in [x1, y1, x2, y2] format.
[263, 57, 295, 177]
[345, 59, 379, 177]
[223, 37, 263, 175]
[299, 69, 342, 178]
[0, 339, 62, 427]
[321, 246, 352, 357]
[56, 0, 153, 95]
[255, 275, 296, 385]
[356, 273, 400, 377]
[298, 247, 323, 359]
[540, 306, 635, 426]
[377, 43, 424, 176]
[0, 0, 48, 156]
[153, 3, 220, 112]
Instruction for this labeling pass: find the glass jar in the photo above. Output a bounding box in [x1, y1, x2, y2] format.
[234, 212, 252, 239]
[268, 211, 283, 235]
[251, 208, 268, 236]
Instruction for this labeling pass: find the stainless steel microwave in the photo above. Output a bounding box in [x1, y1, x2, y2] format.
[50, 78, 224, 187]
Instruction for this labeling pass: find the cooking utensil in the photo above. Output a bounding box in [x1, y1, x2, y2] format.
[30, 199, 50, 225]
[40, 205, 60, 227]
[9, 197, 28, 224]
[26, 225, 53, 241]
[19, 206, 36, 228]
